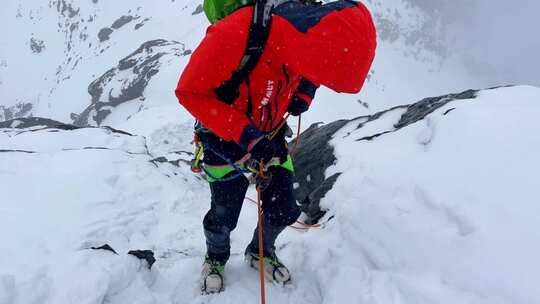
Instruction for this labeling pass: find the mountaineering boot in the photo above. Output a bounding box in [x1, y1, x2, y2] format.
[245, 246, 291, 284]
[200, 256, 226, 294]
[245, 217, 290, 284]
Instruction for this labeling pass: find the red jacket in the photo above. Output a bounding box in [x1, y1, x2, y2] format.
[176, 1, 376, 149]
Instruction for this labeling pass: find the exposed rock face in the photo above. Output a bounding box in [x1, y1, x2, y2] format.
[354, 89, 479, 142]
[192, 5, 204, 15]
[0, 102, 33, 122]
[55, 0, 80, 18]
[74, 39, 190, 126]
[98, 15, 139, 42]
[0, 117, 134, 138]
[30, 38, 46, 53]
[291, 120, 349, 224]
[293, 88, 481, 224]
[0, 117, 146, 156]
[111, 15, 136, 29]
[0, 117, 78, 130]
[395, 89, 477, 129]
[98, 27, 113, 42]
[134, 18, 150, 30]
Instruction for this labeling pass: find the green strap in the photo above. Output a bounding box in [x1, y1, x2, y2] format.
[204, 156, 294, 183]
[204, 165, 237, 183]
[280, 156, 294, 172]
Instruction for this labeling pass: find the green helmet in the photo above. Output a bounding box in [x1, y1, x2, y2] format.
[203, 0, 254, 24]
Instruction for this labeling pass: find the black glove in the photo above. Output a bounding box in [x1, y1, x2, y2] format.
[288, 79, 318, 116]
[287, 95, 310, 116]
[247, 136, 275, 167]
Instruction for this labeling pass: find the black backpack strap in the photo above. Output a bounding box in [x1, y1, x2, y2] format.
[214, 0, 274, 105]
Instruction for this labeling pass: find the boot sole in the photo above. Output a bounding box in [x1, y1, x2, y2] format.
[201, 273, 224, 294]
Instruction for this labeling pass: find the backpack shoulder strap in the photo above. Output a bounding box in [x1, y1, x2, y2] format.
[214, 0, 275, 105]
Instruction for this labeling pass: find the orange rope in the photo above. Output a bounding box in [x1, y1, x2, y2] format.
[256, 163, 267, 304]
[253, 114, 310, 303]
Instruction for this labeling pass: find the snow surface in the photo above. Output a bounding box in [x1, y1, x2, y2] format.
[1, 86, 540, 304]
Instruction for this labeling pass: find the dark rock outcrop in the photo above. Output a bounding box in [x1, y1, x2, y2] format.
[395, 89, 477, 129]
[111, 15, 136, 29]
[30, 38, 46, 53]
[0, 117, 80, 130]
[91, 244, 118, 255]
[192, 5, 204, 15]
[0, 117, 134, 138]
[135, 18, 151, 30]
[291, 120, 349, 224]
[89, 245, 156, 269]
[98, 27, 113, 42]
[98, 15, 139, 42]
[0, 102, 33, 122]
[55, 0, 80, 18]
[150, 154, 191, 168]
[75, 39, 189, 126]
[128, 250, 156, 269]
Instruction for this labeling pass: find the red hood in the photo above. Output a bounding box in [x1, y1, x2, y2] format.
[270, 3, 376, 94]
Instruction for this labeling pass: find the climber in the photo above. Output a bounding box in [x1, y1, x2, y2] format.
[175, 0, 376, 294]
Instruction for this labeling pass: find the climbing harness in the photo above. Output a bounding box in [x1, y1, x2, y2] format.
[190, 115, 298, 184]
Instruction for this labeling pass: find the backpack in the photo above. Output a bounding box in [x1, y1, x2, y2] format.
[204, 0, 324, 107]
[204, 0, 255, 24]
[206, 0, 276, 106]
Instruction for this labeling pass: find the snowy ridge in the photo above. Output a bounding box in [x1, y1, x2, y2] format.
[1, 86, 539, 303]
[321, 85, 540, 303]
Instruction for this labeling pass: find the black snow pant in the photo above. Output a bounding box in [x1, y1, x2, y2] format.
[203, 166, 300, 263]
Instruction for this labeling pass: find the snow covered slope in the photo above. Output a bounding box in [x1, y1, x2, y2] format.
[296, 85, 540, 303]
[1, 86, 539, 304]
[0, 0, 205, 123]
